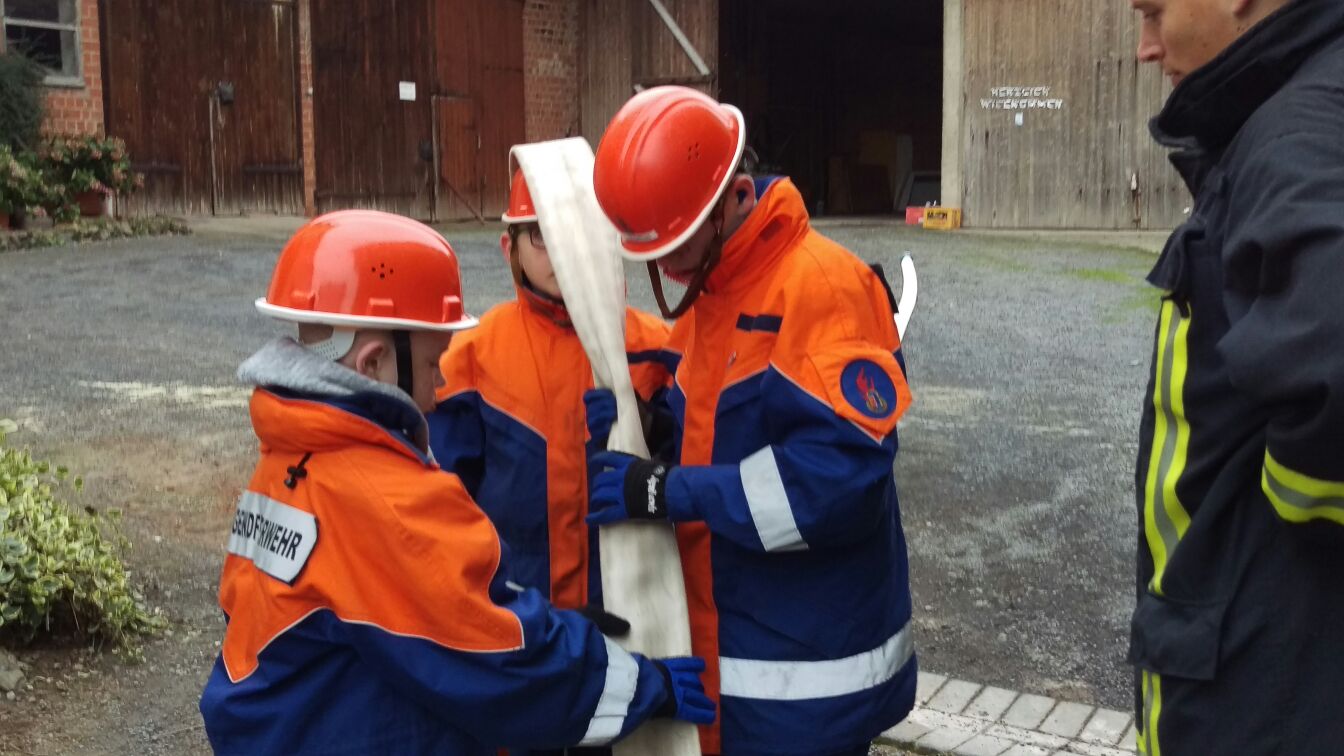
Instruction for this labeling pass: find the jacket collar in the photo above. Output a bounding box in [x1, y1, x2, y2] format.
[703, 177, 810, 297]
[238, 337, 431, 460]
[517, 282, 573, 329]
[1153, 0, 1344, 152]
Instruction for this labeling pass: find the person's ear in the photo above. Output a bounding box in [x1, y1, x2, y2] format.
[728, 175, 757, 221]
[350, 337, 389, 381]
[500, 231, 512, 265]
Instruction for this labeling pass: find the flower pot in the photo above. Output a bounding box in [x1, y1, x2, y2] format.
[76, 190, 109, 218]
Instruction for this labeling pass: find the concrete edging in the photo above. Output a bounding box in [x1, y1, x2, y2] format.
[878, 672, 1138, 756]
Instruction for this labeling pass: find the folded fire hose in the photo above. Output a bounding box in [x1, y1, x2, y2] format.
[511, 138, 701, 756]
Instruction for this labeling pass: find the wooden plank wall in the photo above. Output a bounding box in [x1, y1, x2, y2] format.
[311, 0, 523, 220]
[310, 0, 437, 218]
[433, 0, 481, 220]
[579, 0, 633, 148]
[102, 0, 303, 216]
[473, 0, 526, 218]
[215, 1, 304, 215]
[580, 0, 718, 147]
[960, 0, 1186, 229]
[632, 0, 717, 86]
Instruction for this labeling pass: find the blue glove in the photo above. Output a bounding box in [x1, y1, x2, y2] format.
[653, 656, 716, 725]
[584, 389, 617, 446]
[587, 451, 675, 525]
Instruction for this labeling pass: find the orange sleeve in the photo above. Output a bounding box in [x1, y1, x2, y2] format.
[624, 307, 675, 399]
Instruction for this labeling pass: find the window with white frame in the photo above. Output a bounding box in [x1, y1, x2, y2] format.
[1, 0, 81, 85]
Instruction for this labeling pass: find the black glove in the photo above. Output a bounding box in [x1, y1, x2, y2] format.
[587, 452, 674, 525]
[639, 390, 679, 462]
[576, 604, 631, 637]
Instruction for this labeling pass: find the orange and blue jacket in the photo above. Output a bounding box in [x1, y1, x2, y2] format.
[428, 294, 673, 611]
[199, 338, 670, 756]
[661, 178, 917, 755]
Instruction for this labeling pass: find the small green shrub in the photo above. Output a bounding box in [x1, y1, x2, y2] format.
[0, 52, 45, 151]
[0, 420, 164, 655]
[0, 215, 191, 253]
[0, 145, 43, 216]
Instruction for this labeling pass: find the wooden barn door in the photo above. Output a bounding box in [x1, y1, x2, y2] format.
[435, 96, 480, 220]
[475, 0, 524, 219]
[310, 0, 436, 218]
[432, 0, 524, 221]
[211, 1, 304, 215]
[101, 0, 302, 215]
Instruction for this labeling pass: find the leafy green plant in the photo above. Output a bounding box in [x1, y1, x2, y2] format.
[41, 135, 145, 197]
[37, 180, 80, 224]
[0, 52, 45, 152]
[0, 420, 164, 655]
[1, 137, 149, 223]
[0, 145, 42, 216]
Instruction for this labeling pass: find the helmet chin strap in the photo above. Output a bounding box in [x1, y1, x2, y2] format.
[648, 214, 725, 320]
[392, 330, 415, 399]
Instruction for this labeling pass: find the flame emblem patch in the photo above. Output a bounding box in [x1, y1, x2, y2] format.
[840, 359, 898, 419]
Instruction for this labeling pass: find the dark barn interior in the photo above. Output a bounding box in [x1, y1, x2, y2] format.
[718, 0, 944, 216]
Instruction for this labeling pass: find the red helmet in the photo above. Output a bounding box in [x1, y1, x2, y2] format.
[255, 210, 476, 332]
[501, 169, 538, 224]
[593, 86, 746, 261]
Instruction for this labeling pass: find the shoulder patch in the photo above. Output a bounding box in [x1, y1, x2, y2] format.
[227, 491, 318, 584]
[840, 359, 898, 419]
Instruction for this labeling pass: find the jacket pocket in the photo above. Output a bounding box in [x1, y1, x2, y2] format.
[1148, 171, 1225, 303]
[1148, 223, 1205, 304]
[1127, 591, 1229, 681]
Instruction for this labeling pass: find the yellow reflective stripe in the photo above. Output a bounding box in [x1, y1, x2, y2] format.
[1143, 300, 1193, 595]
[1161, 311, 1193, 548]
[1142, 307, 1173, 583]
[1263, 451, 1344, 525]
[1137, 672, 1151, 756]
[1148, 672, 1164, 756]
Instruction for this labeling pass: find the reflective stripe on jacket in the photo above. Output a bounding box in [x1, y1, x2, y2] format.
[200, 339, 669, 755]
[664, 178, 918, 755]
[1131, 3, 1344, 753]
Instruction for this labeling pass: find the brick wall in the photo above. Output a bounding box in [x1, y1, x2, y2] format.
[41, 0, 103, 136]
[523, 0, 580, 142]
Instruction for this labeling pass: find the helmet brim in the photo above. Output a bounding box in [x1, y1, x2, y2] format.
[255, 299, 479, 332]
